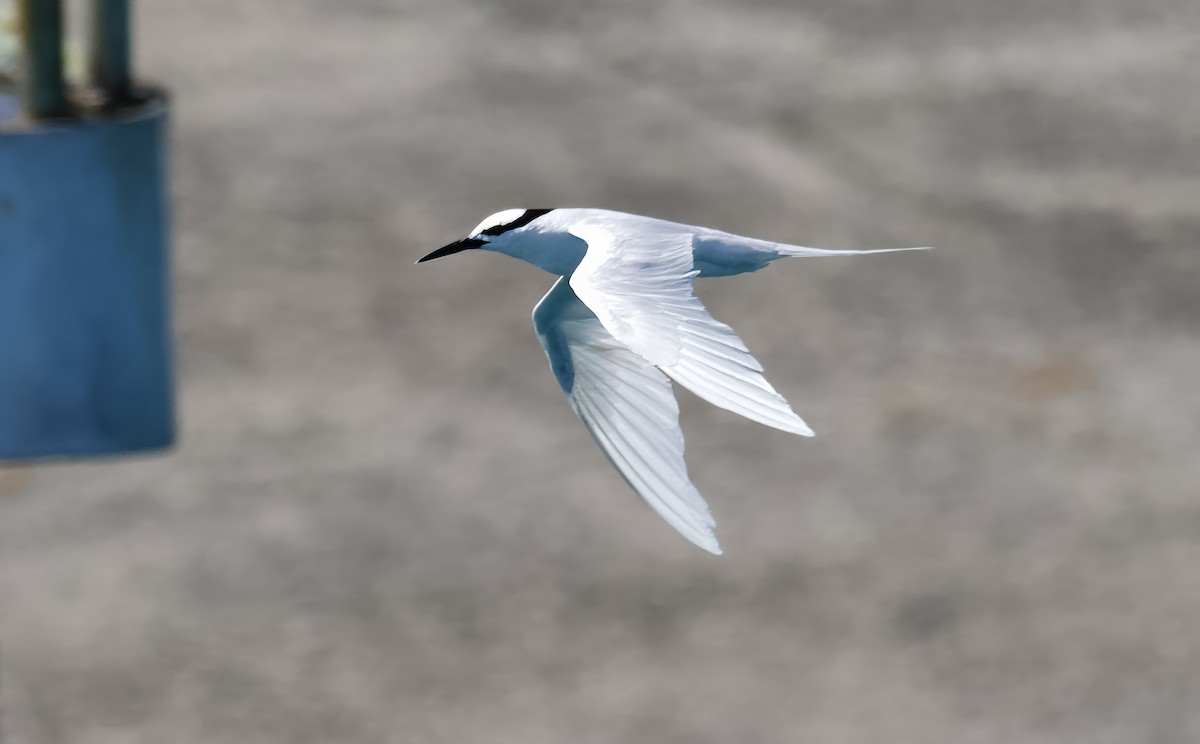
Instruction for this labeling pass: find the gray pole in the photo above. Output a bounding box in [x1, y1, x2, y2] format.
[89, 0, 132, 104]
[16, 0, 71, 119]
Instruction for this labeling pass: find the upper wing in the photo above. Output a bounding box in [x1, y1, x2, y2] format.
[533, 277, 722, 555]
[567, 221, 814, 437]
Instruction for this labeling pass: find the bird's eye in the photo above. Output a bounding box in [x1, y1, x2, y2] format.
[480, 223, 514, 237]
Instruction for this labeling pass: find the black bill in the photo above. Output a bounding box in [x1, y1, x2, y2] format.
[417, 237, 486, 263]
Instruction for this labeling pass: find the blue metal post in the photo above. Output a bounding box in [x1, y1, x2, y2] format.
[0, 91, 175, 459]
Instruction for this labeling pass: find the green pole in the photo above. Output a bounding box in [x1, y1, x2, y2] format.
[89, 0, 132, 104]
[16, 0, 71, 119]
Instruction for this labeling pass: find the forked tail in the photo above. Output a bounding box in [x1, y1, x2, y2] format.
[692, 234, 931, 278]
[774, 244, 933, 258]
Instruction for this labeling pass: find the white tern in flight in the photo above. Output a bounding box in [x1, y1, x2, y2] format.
[419, 208, 929, 554]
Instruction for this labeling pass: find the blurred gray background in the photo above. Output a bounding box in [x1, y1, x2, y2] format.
[3, 0, 1200, 742]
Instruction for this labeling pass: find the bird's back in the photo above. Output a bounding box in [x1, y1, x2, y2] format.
[546, 209, 778, 278]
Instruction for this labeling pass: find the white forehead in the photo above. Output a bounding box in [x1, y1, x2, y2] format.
[470, 209, 526, 236]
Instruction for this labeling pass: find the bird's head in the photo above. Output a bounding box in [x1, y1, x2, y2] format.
[418, 208, 556, 263]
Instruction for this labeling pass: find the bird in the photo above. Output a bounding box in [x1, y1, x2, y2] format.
[419, 208, 929, 554]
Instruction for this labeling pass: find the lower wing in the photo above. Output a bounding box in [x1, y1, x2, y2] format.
[533, 277, 722, 554]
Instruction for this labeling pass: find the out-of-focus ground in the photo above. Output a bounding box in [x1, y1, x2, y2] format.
[3, 1, 1200, 742]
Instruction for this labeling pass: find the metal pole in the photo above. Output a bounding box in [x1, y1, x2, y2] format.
[89, 0, 132, 104]
[16, 0, 70, 119]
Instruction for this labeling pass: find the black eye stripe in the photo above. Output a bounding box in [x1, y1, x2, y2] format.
[480, 208, 555, 237]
